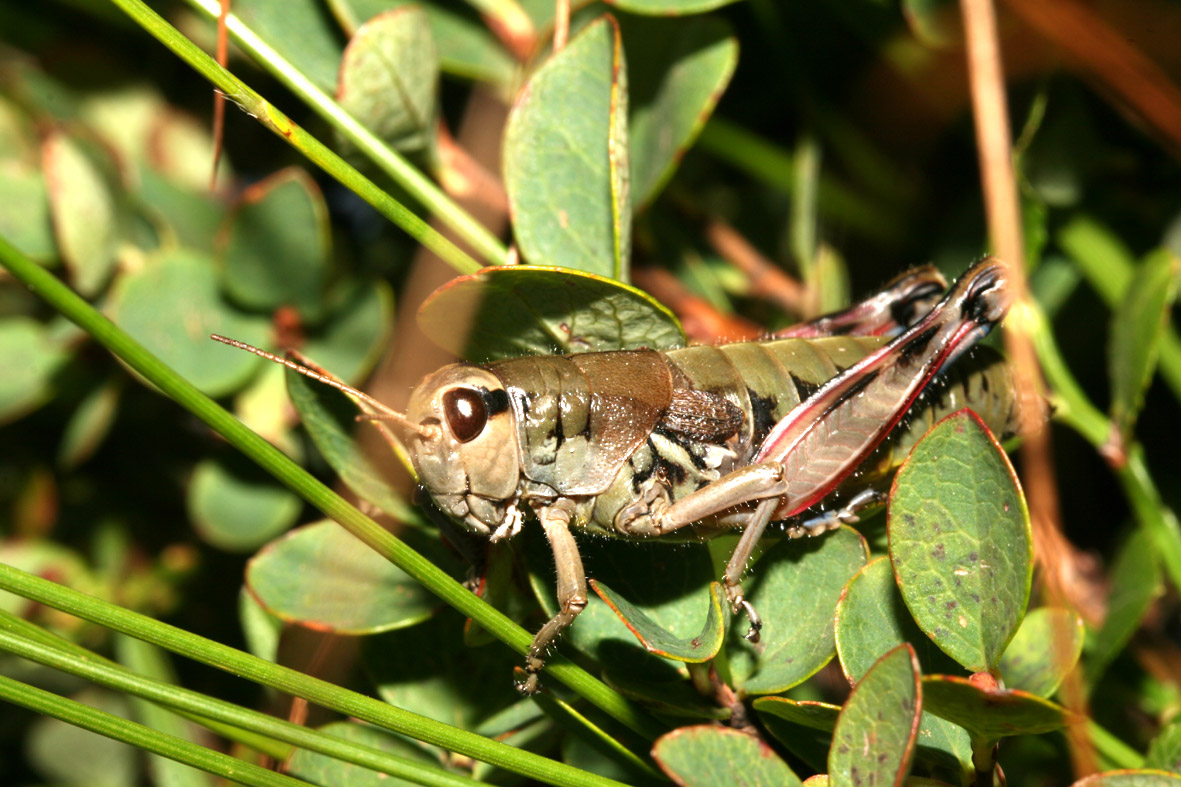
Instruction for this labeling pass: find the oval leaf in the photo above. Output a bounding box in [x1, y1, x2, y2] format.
[592, 579, 724, 662]
[607, 0, 742, 15]
[754, 697, 840, 732]
[829, 643, 922, 787]
[889, 410, 1032, 672]
[623, 16, 737, 209]
[921, 674, 1073, 739]
[1146, 722, 1181, 772]
[327, 0, 516, 86]
[246, 520, 442, 634]
[337, 6, 439, 156]
[998, 607, 1083, 698]
[187, 456, 303, 552]
[417, 265, 684, 361]
[0, 168, 56, 262]
[107, 249, 270, 397]
[0, 317, 69, 424]
[233, 0, 344, 93]
[1108, 249, 1181, 440]
[835, 556, 961, 684]
[653, 726, 802, 787]
[504, 16, 630, 279]
[729, 526, 869, 695]
[220, 168, 331, 321]
[43, 131, 121, 296]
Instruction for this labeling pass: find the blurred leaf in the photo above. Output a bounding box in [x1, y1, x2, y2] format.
[327, 0, 516, 85]
[26, 688, 136, 787]
[57, 377, 122, 469]
[1086, 528, 1163, 684]
[1057, 214, 1135, 302]
[1109, 250, 1180, 440]
[600, 668, 731, 719]
[623, 15, 737, 210]
[889, 411, 1032, 672]
[238, 586, 283, 662]
[607, 0, 742, 15]
[901, 0, 961, 48]
[106, 248, 270, 397]
[417, 265, 684, 361]
[922, 675, 1073, 738]
[286, 720, 439, 785]
[504, 16, 631, 279]
[286, 365, 418, 521]
[302, 279, 395, 384]
[0, 168, 55, 262]
[754, 697, 839, 732]
[43, 130, 122, 296]
[220, 168, 331, 321]
[652, 725, 802, 787]
[232, 0, 345, 93]
[1070, 772, 1181, 786]
[247, 520, 450, 634]
[998, 607, 1083, 698]
[835, 556, 962, 684]
[0, 540, 101, 622]
[829, 644, 921, 786]
[337, 7, 438, 157]
[137, 168, 227, 254]
[364, 610, 521, 730]
[0, 317, 69, 423]
[729, 527, 869, 695]
[1145, 722, 1181, 773]
[592, 579, 724, 662]
[187, 455, 303, 552]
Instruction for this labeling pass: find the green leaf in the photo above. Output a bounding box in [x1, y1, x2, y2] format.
[623, 16, 737, 209]
[337, 6, 438, 156]
[0, 317, 69, 424]
[416, 265, 685, 361]
[238, 587, 282, 662]
[58, 377, 122, 469]
[889, 410, 1032, 672]
[42, 131, 122, 296]
[652, 725, 802, 787]
[1057, 214, 1135, 303]
[220, 168, 332, 322]
[921, 674, 1073, 738]
[1145, 722, 1181, 773]
[106, 248, 270, 397]
[504, 16, 631, 279]
[592, 579, 724, 662]
[301, 279, 396, 386]
[286, 366, 418, 522]
[1070, 772, 1181, 786]
[232, 0, 345, 93]
[187, 455, 303, 553]
[835, 556, 962, 684]
[363, 610, 522, 731]
[729, 527, 869, 695]
[286, 720, 439, 786]
[327, 0, 516, 85]
[607, 0, 742, 16]
[0, 168, 55, 262]
[1109, 249, 1180, 440]
[1086, 527, 1163, 684]
[754, 697, 840, 772]
[829, 643, 921, 787]
[600, 668, 731, 719]
[26, 688, 137, 787]
[138, 168, 227, 255]
[246, 520, 446, 634]
[998, 607, 1083, 698]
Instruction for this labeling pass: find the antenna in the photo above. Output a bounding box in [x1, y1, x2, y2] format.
[209, 334, 430, 438]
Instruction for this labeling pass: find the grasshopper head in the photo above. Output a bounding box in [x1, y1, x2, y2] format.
[405, 364, 523, 537]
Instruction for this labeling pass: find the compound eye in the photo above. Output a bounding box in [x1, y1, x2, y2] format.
[442, 388, 487, 443]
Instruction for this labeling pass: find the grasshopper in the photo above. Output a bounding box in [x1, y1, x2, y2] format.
[216, 257, 1019, 693]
